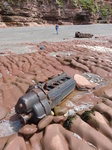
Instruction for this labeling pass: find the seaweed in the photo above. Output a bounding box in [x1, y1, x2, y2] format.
[94, 120, 99, 130]
[81, 109, 94, 122]
[63, 115, 76, 130]
[2, 141, 8, 150]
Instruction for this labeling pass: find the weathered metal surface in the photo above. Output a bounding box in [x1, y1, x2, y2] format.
[15, 73, 76, 124]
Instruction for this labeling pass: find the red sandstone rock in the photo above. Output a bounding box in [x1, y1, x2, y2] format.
[54, 106, 68, 116]
[94, 103, 112, 121]
[29, 132, 43, 150]
[0, 105, 9, 120]
[81, 111, 112, 140]
[0, 39, 112, 150]
[42, 124, 95, 150]
[5, 134, 27, 150]
[75, 93, 102, 106]
[62, 66, 80, 77]
[104, 88, 112, 100]
[91, 66, 112, 78]
[74, 74, 96, 90]
[19, 124, 37, 135]
[70, 116, 112, 150]
[0, 136, 9, 150]
[53, 116, 65, 123]
[71, 59, 90, 72]
[38, 115, 54, 130]
[94, 85, 112, 100]
[0, 40, 111, 109]
[103, 99, 112, 108]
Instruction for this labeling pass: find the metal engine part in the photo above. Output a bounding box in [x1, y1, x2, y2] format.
[15, 73, 76, 124]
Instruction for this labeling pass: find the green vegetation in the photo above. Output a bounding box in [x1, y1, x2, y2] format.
[9, 0, 13, 3]
[48, 0, 52, 3]
[81, 110, 100, 129]
[79, 0, 95, 12]
[94, 119, 99, 129]
[73, 0, 78, 7]
[72, 0, 111, 17]
[2, 141, 8, 150]
[81, 109, 94, 122]
[63, 115, 76, 129]
[57, 0, 63, 7]
[92, 3, 99, 14]
[100, 4, 111, 17]
[2, 0, 112, 20]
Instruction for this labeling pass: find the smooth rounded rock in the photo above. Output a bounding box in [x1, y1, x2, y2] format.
[38, 115, 53, 130]
[54, 106, 68, 116]
[19, 124, 37, 135]
[53, 116, 65, 123]
[5, 134, 27, 150]
[104, 88, 112, 100]
[29, 132, 42, 150]
[42, 124, 95, 150]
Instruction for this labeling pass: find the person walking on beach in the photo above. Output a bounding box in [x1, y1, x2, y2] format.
[55, 24, 59, 34]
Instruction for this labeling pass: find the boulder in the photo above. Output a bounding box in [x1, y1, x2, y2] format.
[75, 32, 93, 38]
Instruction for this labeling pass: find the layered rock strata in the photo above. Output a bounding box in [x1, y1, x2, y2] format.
[0, 0, 112, 27]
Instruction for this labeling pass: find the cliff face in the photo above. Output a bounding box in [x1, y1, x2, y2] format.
[0, 0, 112, 27]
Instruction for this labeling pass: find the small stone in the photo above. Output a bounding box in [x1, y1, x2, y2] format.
[64, 113, 68, 117]
[38, 115, 53, 130]
[67, 109, 75, 115]
[74, 74, 96, 90]
[53, 116, 65, 123]
[74, 107, 79, 112]
[54, 106, 68, 116]
[19, 124, 37, 135]
[0, 106, 9, 120]
[51, 111, 54, 116]
[40, 45, 45, 50]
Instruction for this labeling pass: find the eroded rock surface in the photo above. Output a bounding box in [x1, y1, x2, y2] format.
[0, 106, 9, 120]
[0, 39, 112, 150]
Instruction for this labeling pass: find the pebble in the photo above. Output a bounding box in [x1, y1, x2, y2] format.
[19, 124, 37, 135]
[38, 115, 53, 130]
[53, 116, 65, 123]
[54, 106, 68, 116]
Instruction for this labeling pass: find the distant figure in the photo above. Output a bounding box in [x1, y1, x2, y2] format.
[55, 24, 59, 34]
